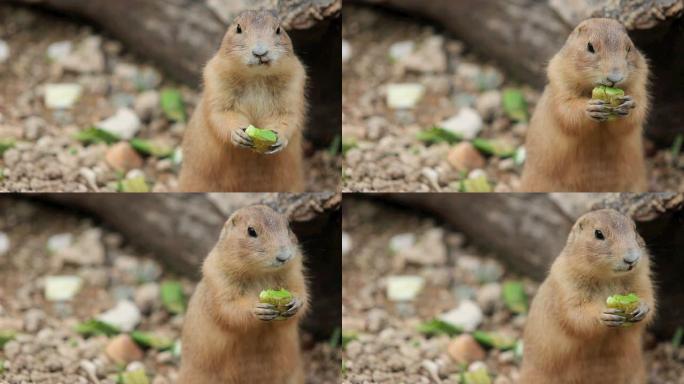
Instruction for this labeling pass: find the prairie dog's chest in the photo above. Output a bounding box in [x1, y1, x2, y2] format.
[233, 82, 282, 120]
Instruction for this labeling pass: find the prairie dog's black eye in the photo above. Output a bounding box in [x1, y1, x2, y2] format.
[587, 42, 595, 53]
[236, 24, 243, 34]
[595, 229, 605, 240]
[248, 226, 257, 238]
[276, 26, 281, 35]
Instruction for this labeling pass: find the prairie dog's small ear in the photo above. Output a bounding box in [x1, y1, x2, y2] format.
[576, 218, 585, 231]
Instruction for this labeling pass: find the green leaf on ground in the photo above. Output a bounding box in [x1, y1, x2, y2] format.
[502, 88, 528, 122]
[502, 281, 528, 314]
[672, 134, 683, 166]
[416, 127, 462, 145]
[417, 318, 463, 337]
[0, 330, 17, 348]
[74, 127, 120, 145]
[131, 331, 174, 351]
[130, 138, 173, 158]
[472, 330, 516, 350]
[472, 138, 516, 158]
[673, 326, 684, 349]
[118, 369, 149, 384]
[75, 319, 120, 337]
[160, 89, 186, 123]
[118, 176, 150, 193]
[161, 281, 186, 314]
[342, 330, 359, 349]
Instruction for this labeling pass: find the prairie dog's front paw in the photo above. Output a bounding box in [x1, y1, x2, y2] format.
[253, 303, 279, 321]
[231, 128, 254, 149]
[264, 134, 288, 155]
[586, 100, 612, 122]
[627, 302, 649, 323]
[600, 308, 626, 327]
[280, 297, 302, 318]
[613, 96, 636, 117]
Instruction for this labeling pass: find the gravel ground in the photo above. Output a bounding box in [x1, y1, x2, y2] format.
[341, 197, 684, 383]
[0, 197, 339, 384]
[0, 5, 340, 192]
[341, 5, 684, 192]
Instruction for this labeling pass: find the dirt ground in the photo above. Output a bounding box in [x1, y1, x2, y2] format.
[341, 197, 684, 383]
[0, 197, 340, 383]
[0, 4, 340, 192]
[342, 5, 684, 192]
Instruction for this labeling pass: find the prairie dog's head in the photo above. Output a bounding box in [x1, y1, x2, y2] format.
[553, 18, 647, 92]
[564, 209, 647, 279]
[219, 10, 295, 73]
[215, 205, 300, 274]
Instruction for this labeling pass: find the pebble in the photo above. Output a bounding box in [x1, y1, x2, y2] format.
[134, 90, 160, 121]
[0, 39, 9, 63]
[448, 142, 486, 172]
[447, 334, 486, 364]
[386, 275, 425, 301]
[134, 282, 160, 314]
[0, 232, 9, 256]
[59, 36, 105, 73]
[97, 108, 141, 140]
[440, 107, 483, 140]
[23, 309, 45, 333]
[399, 36, 447, 73]
[389, 233, 415, 253]
[105, 142, 144, 172]
[44, 275, 83, 301]
[46, 233, 73, 254]
[386, 83, 425, 109]
[55, 228, 105, 266]
[396, 228, 447, 266]
[476, 90, 502, 120]
[47, 41, 73, 62]
[389, 40, 415, 62]
[439, 300, 483, 332]
[97, 300, 141, 332]
[105, 335, 144, 365]
[477, 283, 502, 313]
[44, 83, 83, 109]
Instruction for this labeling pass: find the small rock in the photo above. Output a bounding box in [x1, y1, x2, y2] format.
[476, 90, 502, 120]
[134, 67, 162, 90]
[3, 340, 20, 359]
[439, 300, 483, 332]
[447, 142, 486, 172]
[0, 40, 9, 63]
[342, 39, 352, 63]
[389, 233, 415, 254]
[477, 283, 502, 313]
[448, 334, 486, 365]
[389, 40, 415, 62]
[397, 228, 447, 266]
[97, 300, 141, 332]
[55, 228, 105, 266]
[386, 275, 425, 301]
[366, 308, 387, 333]
[44, 83, 83, 109]
[440, 108, 483, 140]
[105, 335, 144, 365]
[134, 283, 160, 314]
[45, 275, 83, 301]
[46, 233, 73, 254]
[134, 90, 160, 121]
[0, 232, 9, 256]
[156, 351, 174, 365]
[97, 108, 141, 140]
[386, 83, 425, 109]
[106, 142, 144, 172]
[60, 36, 105, 73]
[22, 116, 45, 140]
[23, 309, 45, 333]
[47, 41, 73, 62]
[400, 36, 447, 73]
[342, 232, 352, 256]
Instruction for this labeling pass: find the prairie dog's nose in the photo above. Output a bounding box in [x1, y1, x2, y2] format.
[276, 248, 293, 263]
[607, 71, 624, 85]
[623, 249, 640, 265]
[252, 43, 269, 58]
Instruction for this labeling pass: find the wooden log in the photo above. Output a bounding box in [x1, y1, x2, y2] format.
[9, 0, 342, 146]
[351, 0, 684, 145]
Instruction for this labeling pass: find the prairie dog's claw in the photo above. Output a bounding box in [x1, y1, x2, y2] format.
[254, 303, 279, 321]
[231, 128, 254, 149]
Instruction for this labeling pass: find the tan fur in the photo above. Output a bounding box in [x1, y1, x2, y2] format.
[521, 209, 655, 384]
[178, 205, 309, 384]
[520, 18, 650, 192]
[179, 10, 307, 192]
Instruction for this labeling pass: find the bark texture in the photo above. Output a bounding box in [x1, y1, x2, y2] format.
[352, 0, 684, 145]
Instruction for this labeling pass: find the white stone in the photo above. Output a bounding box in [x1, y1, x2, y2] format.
[0, 232, 9, 256]
[97, 300, 141, 332]
[389, 233, 415, 253]
[45, 276, 83, 301]
[342, 39, 352, 63]
[439, 107, 483, 140]
[59, 36, 105, 73]
[47, 233, 73, 254]
[386, 83, 425, 109]
[44, 83, 83, 109]
[389, 40, 415, 61]
[47, 41, 73, 61]
[0, 40, 9, 63]
[97, 108, 141, 140]
[438, 300, 483, 332]
[386, 275, 425, 301]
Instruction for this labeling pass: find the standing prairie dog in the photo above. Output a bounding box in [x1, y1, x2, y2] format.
[521, 209, 655, 384]
[520, 18, 650, 192]
[178, 205, 309, 384]
[179, 10, 307, 192]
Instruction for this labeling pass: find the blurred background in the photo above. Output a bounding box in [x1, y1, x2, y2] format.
[342, 193, 684, 383]
[0, 193, 341, 383]
[342, 0, 684, 192]
[0, 0, 341, 192]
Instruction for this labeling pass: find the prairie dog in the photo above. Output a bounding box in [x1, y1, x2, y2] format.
[520, 18, 650, 192]
[178, 205, 309, 384]
[521, 209, 655, 384]
[179, 10, 307, 192]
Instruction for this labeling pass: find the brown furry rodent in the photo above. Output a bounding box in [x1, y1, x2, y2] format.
[521, 209, 655, 384]
[520, 18, 650, 192]
[178, 205, 309, 384]
[179, 10, 307, 192]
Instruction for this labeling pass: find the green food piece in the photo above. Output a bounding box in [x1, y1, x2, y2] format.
[463, 367, 492, 384]
[502, 88, 528, 122]
[460, 175, 492, 193]
[472, 331, 516, 350]
[130, 138, 173, 158]
[502, 281, 528, 314]
[0, 330, 17, 348]
[118, 369, 149, 384]
[245, 125, 278, 153]
[160, 89, 186, 122]
[131, 331, 174, 351]
[0, 139, 15, 156]
[606, 293, 640, 327]
[472, 138, 516, 158]
[672, 326, 684, 349]
[74, 127, 120, 145]
[161, 281, 186, 314]
[74, 319, 120, 337]
[259, 288, 293, 320]
[417, 318, 463, 337]
[416, 126, 462, 145]
[341, 330, 359, 349]
[592, 85, 625, 121]
[119, 176, 150, 193]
